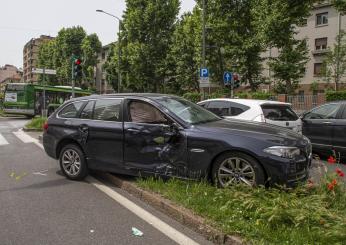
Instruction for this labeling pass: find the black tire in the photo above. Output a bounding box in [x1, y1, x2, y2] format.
[59, 144, 88, 180]
[211, 152, 265, 187]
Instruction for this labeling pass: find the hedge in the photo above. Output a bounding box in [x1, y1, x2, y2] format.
[326, 90, 346, 101]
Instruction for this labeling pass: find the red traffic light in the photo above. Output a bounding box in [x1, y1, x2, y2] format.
[75, 59, 81, 65]
[233, 73, 239, 81]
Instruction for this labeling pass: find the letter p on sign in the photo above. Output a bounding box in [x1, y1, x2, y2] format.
[200, 68, 209, 78]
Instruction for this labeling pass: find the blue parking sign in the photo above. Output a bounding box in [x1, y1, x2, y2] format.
[200, 68, 209, 78]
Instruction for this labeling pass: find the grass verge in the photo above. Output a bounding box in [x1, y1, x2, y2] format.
[25, 117, 47, 130]
[137, 176, 346, 244]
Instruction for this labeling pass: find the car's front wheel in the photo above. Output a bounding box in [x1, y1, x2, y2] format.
[59, 144, 88, 180]
[212, 152, 265, 187]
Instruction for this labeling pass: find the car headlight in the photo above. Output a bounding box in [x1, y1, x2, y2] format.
[264, 146, 301, 159]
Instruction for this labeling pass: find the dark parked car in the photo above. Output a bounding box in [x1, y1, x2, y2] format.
[43, 94, 312, 187]
[302, 101, 346, 158]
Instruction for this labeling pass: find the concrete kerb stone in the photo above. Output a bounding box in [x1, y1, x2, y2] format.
[23, 127, 42, 132]
[98, 172, 244, 245]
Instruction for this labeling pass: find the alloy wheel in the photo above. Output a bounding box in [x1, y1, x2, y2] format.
[62, 149, 81, 176]
[218, 157, 256, 187]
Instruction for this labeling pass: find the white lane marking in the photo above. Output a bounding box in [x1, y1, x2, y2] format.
[13, 129, 43, 149]
[0, 133, 9, 146]
[19, 129, 200, 245]
[87, 176, 199, 245]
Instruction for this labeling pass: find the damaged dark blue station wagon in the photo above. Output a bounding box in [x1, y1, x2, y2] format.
[43, 94, 312, 187]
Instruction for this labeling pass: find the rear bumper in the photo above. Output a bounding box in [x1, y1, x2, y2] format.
[43, 132, 58, 159]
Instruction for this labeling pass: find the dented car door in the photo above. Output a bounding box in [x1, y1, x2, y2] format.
[123, 99, 188, 176]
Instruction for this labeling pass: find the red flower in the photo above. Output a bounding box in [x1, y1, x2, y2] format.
[327, 156, 336, 164]
[327, 179, 338, 191]
[328, 183, 335, 191]
[336, 168, 345, 177]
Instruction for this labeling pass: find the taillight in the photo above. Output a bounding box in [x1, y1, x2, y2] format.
[43, 121, 49, 131]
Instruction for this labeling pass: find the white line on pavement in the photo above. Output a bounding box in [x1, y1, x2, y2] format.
[0, 133, 9, 146]
[13, 129, 43, 149]
[87, 176, 200, 245]
[20, 129, 200, 245]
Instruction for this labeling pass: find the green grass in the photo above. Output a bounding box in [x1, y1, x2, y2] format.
[137, 177, 346, 245]
[25, 117, 47, 130]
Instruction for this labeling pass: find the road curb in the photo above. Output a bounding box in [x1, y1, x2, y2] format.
[98, 172, 244, 245]
[22, 127, 42, 132]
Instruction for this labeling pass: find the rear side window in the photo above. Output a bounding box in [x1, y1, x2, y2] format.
[207, 101, 231, 116]
[229, 102, 250, 116]
[93, 99, 121, 121]
[80, 100, 95, 119]
[261, 104, 298, 121]
[58, 101, 84, 118]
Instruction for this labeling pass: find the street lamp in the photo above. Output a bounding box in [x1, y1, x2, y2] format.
[96, 9, 122, 93]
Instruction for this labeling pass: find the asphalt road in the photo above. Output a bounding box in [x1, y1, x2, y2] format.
[0, 117, 212, 245]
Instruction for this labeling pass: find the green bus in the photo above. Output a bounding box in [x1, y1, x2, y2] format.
[3, 83, 92, 117]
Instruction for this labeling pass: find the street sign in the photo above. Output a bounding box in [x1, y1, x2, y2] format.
[199, 77, 210, 88]
[223, 72, 233, 85]
[199, 68, 209, 78]
[32, 68, 57, 75]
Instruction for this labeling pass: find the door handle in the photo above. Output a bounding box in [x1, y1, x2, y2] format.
[79, 125, 89, 132]
[127, 128, 140, 133]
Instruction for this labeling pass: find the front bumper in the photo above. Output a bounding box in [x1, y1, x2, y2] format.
[261, 152, 312, 187]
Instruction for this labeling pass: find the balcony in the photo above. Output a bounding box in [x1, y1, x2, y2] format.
[312, 49, 329, 56]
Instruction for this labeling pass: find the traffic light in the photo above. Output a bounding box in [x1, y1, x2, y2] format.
[233, 73, 240, 89]
[73, 58, 82, 79]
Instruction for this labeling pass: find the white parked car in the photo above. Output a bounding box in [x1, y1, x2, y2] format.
[198, 99, 302, 133]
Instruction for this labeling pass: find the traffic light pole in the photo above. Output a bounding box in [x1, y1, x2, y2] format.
[71, 61, 75, 98]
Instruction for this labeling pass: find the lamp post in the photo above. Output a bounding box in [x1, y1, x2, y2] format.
[96, 9, 122, 93]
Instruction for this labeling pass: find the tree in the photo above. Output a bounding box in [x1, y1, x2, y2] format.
[332, 0, 346, 13]
[322, 31, 346, 91]
[120, 0, 180, 92]
[103, 43, 120, 91]
[38, 26, 102, 89]
[165, 9, 202, 94]
[202, 0, 266, 91]
[81, 34, 102, 87]
[38, 40, 57, 85]
[269, 39, 310, 94]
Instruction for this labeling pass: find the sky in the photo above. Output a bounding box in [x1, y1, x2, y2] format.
[0, 0, 196, 69]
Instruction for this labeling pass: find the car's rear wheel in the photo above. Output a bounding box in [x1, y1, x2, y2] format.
[212, 152, 265, 187]
[59, 144, 88, 180]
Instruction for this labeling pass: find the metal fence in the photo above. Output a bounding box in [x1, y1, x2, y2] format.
[268, 95, 326, 114]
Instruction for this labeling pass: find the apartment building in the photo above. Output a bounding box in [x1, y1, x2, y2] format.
[0, 65, 23, 94]
[261, 2, 345, 94]
[95, 43, 114, 94]
[23, 35, 54, 82]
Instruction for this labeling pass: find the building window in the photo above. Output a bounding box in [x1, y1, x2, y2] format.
[315, 38, 328, 50]
[314, 63, 323, 76]
[316, 12, 328, 26]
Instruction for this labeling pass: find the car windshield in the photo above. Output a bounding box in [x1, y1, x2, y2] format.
[154, 96, 221, 124]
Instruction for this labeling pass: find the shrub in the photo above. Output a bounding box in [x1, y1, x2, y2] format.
[25, 117, 47, 130]
[326, 90, 346, 101]
[251, 92, 273, 100]
[182, 92, 202, 103]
